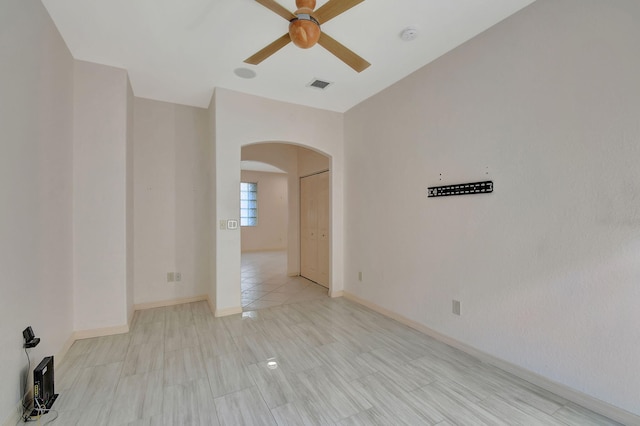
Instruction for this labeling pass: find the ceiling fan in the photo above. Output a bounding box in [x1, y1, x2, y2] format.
[244, 0, 370, 72]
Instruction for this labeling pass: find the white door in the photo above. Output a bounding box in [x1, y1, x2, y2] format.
[300, 171, 329, 287]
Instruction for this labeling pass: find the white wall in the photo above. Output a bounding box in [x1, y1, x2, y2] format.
[126, 78, 135, 322]
[0, 0, 74, 422]
[73, 61, 131, 331]
[213, 89, 345, 314]
[344, 0, 640, 416]
[207, 94, 217, 310]
[240, 170, 288, 252]
[133, 98, 211, 305]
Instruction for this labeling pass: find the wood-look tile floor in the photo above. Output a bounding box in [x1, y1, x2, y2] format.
[36, 297, 622, 425]
[241, 251, 329, 311]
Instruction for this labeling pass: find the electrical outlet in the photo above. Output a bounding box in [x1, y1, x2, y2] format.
[358, 271, 362, 282]
[175, 272, 182, 282]
[219, 220, 227, 230]
[167, 272, 174, 282]
[452, 300, 461, 316]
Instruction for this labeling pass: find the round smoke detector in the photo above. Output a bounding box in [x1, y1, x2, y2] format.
[400, 27, 419, 41]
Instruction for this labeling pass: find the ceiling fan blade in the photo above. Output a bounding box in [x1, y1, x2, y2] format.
[255, 0, 296, 21]
[244, 33, 292, 65]
[314, 0, 364, 24]
[317, 32, 370, 72]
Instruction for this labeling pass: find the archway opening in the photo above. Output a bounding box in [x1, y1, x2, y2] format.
[239, 142, 331, 311]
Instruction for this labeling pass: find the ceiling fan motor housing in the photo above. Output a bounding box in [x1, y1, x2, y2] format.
[296, 0, 316, 9]
[289, 9, 321, 48]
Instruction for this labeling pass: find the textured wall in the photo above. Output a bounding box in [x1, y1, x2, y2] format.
[0, 0, 74, 422]
[133, 98, 211, 305]
[345, 0, 640, 415]
[73, 60, 130, 330]
[240, 170, 288, 252]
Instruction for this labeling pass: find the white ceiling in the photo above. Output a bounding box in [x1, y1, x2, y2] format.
[42, 0, 536, 112]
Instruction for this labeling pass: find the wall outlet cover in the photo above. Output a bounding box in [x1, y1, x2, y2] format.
[167, 272, 175, 282]
[452, 300, 461, 316]
[175, 272, 182, 281]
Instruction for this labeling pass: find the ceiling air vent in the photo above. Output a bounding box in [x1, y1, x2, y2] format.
[307, 78, 332, 90]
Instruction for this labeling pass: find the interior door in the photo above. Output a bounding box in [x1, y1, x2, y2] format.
[300, 174, 318, 283]
[300, 171, 329, 287]
[316, 172, 330, 287]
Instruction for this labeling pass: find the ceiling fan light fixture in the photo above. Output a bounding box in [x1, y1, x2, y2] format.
[289, 13, 321, 48]
[245, 0, 370, 72]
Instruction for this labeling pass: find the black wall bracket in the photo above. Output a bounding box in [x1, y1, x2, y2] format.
[428, 181, 493, 198]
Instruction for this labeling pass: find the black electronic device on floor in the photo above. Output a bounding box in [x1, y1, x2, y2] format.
[30, 356, 58, 416]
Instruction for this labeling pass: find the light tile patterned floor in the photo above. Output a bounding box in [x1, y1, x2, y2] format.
[241, 251, 329, 311]
[29, 252, 623, 425]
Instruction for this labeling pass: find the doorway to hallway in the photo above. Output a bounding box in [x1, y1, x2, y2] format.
[241, 251, 328, 311]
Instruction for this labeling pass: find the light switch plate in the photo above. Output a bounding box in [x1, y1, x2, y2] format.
[227, 219, 238, 230]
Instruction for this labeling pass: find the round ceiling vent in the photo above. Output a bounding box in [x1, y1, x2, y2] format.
[234, 68, 257, 79]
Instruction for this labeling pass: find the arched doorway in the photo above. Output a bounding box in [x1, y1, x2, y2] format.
[239, 142, 331, 311]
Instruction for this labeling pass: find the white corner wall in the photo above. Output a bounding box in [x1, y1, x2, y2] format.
[214, 89, 345, 313]
[126, 78, 135, 322]
[207, 93, 217, 310]
[344, 0, 640, 416]
[133, 98, 211, 305]
[0, 0, 74, 423]
[240, 170, 288, 252]
[73, 61, 131, 331]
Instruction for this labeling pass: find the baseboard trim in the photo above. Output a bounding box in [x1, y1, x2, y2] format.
[207, 297, 216, 316]
[134, 295, 209, 311]
[342, 291, 640, 425]
[128, 305, 135, 328]
[330, 290, 344, 298]
[215, 306, 243, 317]
[72, 324, 130, 341]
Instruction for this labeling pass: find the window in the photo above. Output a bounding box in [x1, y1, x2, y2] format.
[240, 182, 258, 226]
